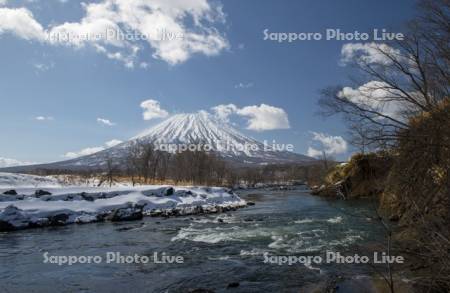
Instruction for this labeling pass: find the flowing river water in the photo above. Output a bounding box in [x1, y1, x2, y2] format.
[0, 188, 387, 292]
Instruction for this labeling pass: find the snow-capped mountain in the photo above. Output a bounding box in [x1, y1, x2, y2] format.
[1, 112, 314, 172]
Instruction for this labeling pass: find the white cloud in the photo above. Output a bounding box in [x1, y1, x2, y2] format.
[105, 139, 122, 147]
[211, 103, 237, 122]
[0, 157, 34, 167]
[211, 103, 290, 131]
[101, 48, 137, 69]
[306, 147, 323, 158]
[33, 62, 54, 72]
[64, 147, 105, 159]
[97, 117, 116, 126]
[63, 138, 122, 159]
[35, 116, 54, 121]
[0, 0, 229, 67]
[307, 132, 348, 158]
[0, 0, 8, 6]
[340, 42, 401, 66]
[234, 82, 253, 89]
[236, 104, 290, 131]
[140, 99, 169, 120]
[338, 80, 404, 119]
[0, 7, 47, 41]
[139, 61, 149, 69]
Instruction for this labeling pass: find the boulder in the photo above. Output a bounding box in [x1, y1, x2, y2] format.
[227, 282, 240, 288]
[146, 187, 176, 197]
[164, 187, 174, 196]
[0, 220, 15, 232]
[108, 204, 143, 222]
[3, 190, 17, 195]
[28, 218, 50, 228]
[35, 190, 52, 197]
[48, 213, 69, 226]
[80, 192, 95, 202]
[75, 214, 98, 224]
[0, 205, 30, 231]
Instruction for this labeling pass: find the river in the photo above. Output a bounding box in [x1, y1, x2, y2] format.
[0, 188, 387, 292]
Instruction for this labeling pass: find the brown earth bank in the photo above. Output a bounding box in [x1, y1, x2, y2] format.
[310, 102, 450, 292]
[310, 152, 393, 200]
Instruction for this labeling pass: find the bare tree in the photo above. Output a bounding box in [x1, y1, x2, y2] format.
[319, 0, 449, 148]
[99, 156, 118, 187]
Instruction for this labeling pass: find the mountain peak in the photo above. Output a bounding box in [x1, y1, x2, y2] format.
[0, 111, 315, 172]
[130, 111, 314, 164]
[133, 110, 261, 157]
[135, 111, 220, 139]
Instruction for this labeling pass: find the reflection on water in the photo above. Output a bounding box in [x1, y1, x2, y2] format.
[0, 189, 385, 292]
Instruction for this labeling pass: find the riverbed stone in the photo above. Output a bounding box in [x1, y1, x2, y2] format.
[3, 190, 17, 195]
[48, 213, 69, 225]
[35, 190, 52, 197]
[108, 205, 144, 222]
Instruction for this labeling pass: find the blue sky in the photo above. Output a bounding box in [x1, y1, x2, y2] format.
[0, 0, 416, 165]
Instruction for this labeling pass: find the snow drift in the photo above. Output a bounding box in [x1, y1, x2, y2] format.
[0, 172, 62, 188]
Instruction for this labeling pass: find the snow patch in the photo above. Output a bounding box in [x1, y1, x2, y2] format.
[0, 172, 61, 188]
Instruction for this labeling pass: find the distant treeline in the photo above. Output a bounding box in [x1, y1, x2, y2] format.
[31, 141, 329, 187]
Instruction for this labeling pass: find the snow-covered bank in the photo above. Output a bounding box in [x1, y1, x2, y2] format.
[0, 172, 62, 188]
[0, 172, 135, 188]
[0, 174, 247, 231]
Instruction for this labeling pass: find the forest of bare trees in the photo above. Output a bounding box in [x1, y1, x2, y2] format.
[31, 141, 329, 188]
[117, 141, 326, 187]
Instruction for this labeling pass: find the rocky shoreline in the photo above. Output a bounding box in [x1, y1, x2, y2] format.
[0, 186, 249, 232]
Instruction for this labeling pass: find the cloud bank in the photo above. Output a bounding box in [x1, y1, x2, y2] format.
[0, 157, 34, 168]
[340, 42, 401, 66]
[211, 103, 290, 131]
[140, 99, 169, 120]
[211, 104, 237, 122]
[307, 132, 348, 158]
[0, 0, 229, 67]
[63, 139, 123, 159]
[337, 80, 406, 119]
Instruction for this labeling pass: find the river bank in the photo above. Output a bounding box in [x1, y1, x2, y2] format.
[0, 185, 248, 232]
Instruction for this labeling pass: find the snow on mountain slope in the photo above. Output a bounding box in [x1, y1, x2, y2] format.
[0, 112, 314, 172]
[135, 111, 283, 158]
